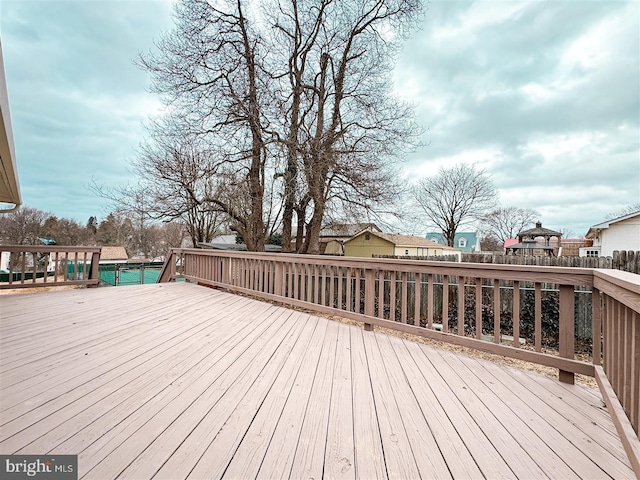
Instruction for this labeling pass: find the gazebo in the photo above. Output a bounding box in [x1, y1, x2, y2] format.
[505, 222, 562, 256]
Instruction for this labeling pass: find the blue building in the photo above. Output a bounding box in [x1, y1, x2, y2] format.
[425, 231, 480, 252]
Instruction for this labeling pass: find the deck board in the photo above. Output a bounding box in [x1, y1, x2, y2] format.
[0, 282, 634, 479]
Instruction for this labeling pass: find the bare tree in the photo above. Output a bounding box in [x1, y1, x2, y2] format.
[413, 164, 497, 247]
[269, 0, 423, 253]
[0, 207, 50, 244]
[606, 203, 640, 220]
[481, 207, 538, 243]
[135, 0, 421, 254]
[138, 0, 272, 251]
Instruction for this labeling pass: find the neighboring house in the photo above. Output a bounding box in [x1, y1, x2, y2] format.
[583, 211, 640, 257]
[344, 231, 461, 259]
[99, 246, 129, 264]
[291, 222, 381, 255]
[425, 231, 481, 252]
[209, 234, 237, 245]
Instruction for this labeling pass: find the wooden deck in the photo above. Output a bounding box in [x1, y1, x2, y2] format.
[0, 282, 634, 479]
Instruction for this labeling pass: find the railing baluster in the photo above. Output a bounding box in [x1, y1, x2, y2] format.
[63, 252, 69, 283]
[31, 251, 37, 284]
[389, 271, 396, 322]
[458, 275, 465, 336]
[535, 282, 542, 352]
[7, 251, 14, 285]
[427, 273, 433, 329]
[355, 268, 362, 314]
[54, 252, 59, 283]
[304, 264, 311, 302]
[328, 266, 334, 308]
[493, 279, 500, 343]
[513, 281, 520, 348]
[336, 267, 343, 310]
[293, 263, 299, 300]
[414, 272, 421, 326]
[475, 278, 482, 340]
[323, 264, 328, 305]
[401, 272, 407, 324]
[346, 267, 352, 312]
[442, 275, 449, 333]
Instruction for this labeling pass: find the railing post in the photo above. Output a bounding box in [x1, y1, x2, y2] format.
[559, 284, 575, 384]
[88, 251, 101, 287]
[364, 268, 375, 331]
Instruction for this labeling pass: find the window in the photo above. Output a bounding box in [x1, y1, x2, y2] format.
[365, 233, 370, 241]
[458, 238, 467, 248]
[405, 249, 409, 255]
[586, 250, 599, 257]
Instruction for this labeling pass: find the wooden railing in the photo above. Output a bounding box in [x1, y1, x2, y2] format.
[0, 245, 102, 289]
[159, 248, 640, 472]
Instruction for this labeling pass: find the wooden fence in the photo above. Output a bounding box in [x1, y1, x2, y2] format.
[463, 251, 640, 274]
[376, 250, 640, 274]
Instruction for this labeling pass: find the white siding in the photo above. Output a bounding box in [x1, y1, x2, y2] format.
[600, 216, 640, 257]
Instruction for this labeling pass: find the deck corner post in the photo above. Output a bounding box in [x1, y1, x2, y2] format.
[88, 250, 101, 287]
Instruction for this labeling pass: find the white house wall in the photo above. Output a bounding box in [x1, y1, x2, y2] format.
[601, 216, 640, 257]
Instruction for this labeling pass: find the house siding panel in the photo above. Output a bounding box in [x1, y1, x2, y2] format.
[344, 233, 394, 257]
[601, 217, 640, 257]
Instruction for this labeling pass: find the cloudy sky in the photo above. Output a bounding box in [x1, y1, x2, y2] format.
[1, 0, 638, 237]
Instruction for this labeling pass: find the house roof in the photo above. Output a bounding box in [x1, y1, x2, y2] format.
[426, 231, 477, 242]
[198, 242, 282, 253]
[0, 40, 21, 211]
[100, 246, 129, 261]
[586, 210, 640, 238]
[506, 242, 554, 251]
[317, 222, 381, 238]
[364, 231, 459, 250]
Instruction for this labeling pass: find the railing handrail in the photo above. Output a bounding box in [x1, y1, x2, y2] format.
[0, 245, 102, 253]
[594, 268, 640, 311]
[171, 248, 595, 285]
